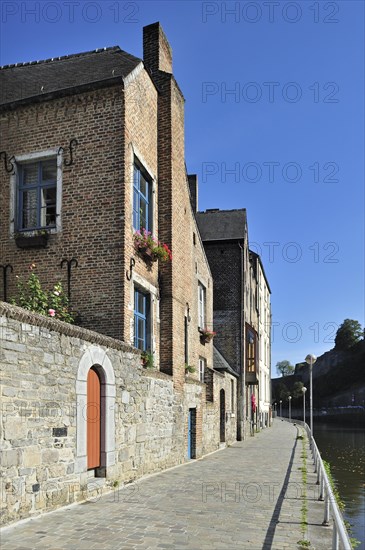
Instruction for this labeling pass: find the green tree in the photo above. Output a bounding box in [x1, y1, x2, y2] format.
[334, 319, 363, 351]
[276, 360, 295, 377]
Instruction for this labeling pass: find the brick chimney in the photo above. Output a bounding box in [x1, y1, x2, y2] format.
[143, 22, 172, 74]
[188, 175, 198, 212]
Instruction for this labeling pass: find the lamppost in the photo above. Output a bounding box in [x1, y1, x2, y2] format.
[305, 354, 317, 435]
[288, 395, 292, 422]
[279, 400, 282, 417]
[302, 386, 307, 425]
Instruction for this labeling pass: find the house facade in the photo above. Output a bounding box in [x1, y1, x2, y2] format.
[0, 23, 238, 525]
[250, 251, 272, 428]
[196, 209, 272, 438]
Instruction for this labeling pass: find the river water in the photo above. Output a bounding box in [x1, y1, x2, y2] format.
[314, 422, 365, 549]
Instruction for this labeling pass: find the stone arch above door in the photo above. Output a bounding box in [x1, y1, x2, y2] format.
[75, 346, 116, 474]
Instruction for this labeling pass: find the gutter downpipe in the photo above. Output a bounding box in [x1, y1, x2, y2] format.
[238, 241, 245, 440]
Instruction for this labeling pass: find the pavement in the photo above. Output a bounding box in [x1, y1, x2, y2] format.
[1, 420, 333, 550]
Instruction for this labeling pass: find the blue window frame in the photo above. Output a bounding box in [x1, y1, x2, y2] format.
[134, 287, 150, 351]
[17, 159, 57, 231]
[133, 163, 151, 231]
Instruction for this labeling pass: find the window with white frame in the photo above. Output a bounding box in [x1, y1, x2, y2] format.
[16, 157, 58, 231]
[198, 282, 206, 329]
[134, 287, 151, 351]
[199, 357, 206, 383]
[231, 379, 235, 411]
[133, 161, 152, 232]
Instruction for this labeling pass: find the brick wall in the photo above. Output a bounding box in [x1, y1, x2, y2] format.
[203, 242, 242, 372]
[0, 87, 126, 339]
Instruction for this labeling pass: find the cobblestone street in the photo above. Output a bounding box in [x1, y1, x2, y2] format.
[1, 420, 332, 550]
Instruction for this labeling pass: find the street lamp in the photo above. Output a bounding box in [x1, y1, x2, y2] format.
[305, 354, 317, 435]
[302, 386, 307, 425]
[279, 400, 282, 417]
[288, 395, 292, 422]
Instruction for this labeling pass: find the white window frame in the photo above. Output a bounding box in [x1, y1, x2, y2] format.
[199, 357, 206, 383]
[10, 148, 62, 235]
[129, 146, 156, 235]
[198, 282, 206, 329]
[231, 379, 235, 411]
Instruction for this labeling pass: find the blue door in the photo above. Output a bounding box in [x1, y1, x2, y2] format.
[187, 408, 196, 459]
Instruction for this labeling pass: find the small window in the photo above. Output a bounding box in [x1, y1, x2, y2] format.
[199, 357, 206, 383]
[246, 326, 257, 373]
[184, 316, 189, 364]
[17, 159, 57, 231]
[198, 282, 206, 329]
[231, 379, 235, 411]
[133, 162, 152, 231]
[134, 287, 151, 351]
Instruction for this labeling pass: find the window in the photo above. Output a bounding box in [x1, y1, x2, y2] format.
[134, 287, 150, 351]
[184, 316, 189, 364]
[198, 283, 206, 329]
[133, 162, 152, 231]
[17, 159, 57, 231]
[246, 327, 257, 373]
[231, 379, 235, 411]
[199, 357, 206, 383]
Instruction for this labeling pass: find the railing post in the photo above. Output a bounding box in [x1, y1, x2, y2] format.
[322, 488, 330, 526]
[332, 524, 339, 550]
[313, 445, 317, 473]
[316, 463, 321, 485]
[319, 472, 325, 501]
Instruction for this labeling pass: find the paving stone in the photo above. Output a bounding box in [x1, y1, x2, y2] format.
[1, 421, 333, 549]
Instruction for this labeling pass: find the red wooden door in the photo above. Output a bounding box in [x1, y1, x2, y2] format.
[87, 368, 101, 469]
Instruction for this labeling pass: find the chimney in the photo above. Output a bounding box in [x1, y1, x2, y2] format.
[143, 22, 173, 74]
[188, 175, 198, 212]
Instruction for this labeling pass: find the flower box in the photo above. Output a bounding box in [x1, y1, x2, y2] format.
[134, 229, 172, 265]
[199, 328, 216, 344]
[15, 233, 49, 249]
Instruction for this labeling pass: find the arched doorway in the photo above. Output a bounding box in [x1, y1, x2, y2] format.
[76, 346, 116, 476]
[220, 389, 226, 443]
[87, 367, 101, 470]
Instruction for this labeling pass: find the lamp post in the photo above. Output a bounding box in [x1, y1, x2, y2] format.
[288, 395, 292, 422]
[305, 354, 317, 435]
[302, 386, 307, 425]
[279, 400, 282, 417]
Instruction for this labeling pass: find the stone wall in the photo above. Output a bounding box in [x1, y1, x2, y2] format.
[0, 304, 183, 525]
[0, 302, 234, 526]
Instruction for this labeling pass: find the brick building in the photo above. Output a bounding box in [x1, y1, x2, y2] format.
[1, 22, 239, 524]
[250, 250, 272, 428]
[196, 209, 272, 438]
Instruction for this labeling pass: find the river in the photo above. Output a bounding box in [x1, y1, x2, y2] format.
[314, 421, 365, 549]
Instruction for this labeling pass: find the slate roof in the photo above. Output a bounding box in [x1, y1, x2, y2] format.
[195, 209, 246, 242]
[0, 47, 142, 108]
[213, 346, 239, 378]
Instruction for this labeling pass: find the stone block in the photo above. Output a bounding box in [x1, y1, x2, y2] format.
[121, 390, 130, 404]
[2, 387, 17, 397]
[42, 449, 59, 464]
[47, 463, 66, 478]
[23, 447, 41, 467]
[43, 352, 54, 364]
[4, 417, 28, 441]
[0, 449, 21, 468]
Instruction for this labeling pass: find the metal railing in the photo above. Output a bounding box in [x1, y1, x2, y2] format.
[281, 418, 352, 550]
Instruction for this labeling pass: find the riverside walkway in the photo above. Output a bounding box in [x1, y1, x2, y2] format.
[1, 420, 333, 550]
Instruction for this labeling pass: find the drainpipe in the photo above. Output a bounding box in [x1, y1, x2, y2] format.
[238, 241, 245, 440]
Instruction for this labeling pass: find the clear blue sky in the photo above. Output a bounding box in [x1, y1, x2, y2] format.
[1, 1, 364, 377]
